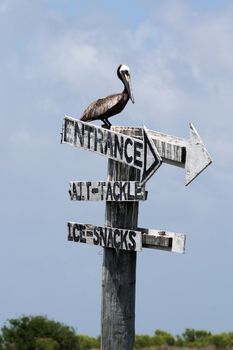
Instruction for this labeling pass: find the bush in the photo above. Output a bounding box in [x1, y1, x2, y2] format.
[76, 334, 100, 349]
[212, 332, 233, 348]
[153, 329, 175, 346]
[35, 337, 59, 350]
[135, 334, 154, 348]
[0, 316, 79, 350]
[180, 328, 212, 347]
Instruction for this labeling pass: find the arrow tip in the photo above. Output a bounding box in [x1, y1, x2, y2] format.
[185, 123, 212, 186]
[140, 126, 162, 185]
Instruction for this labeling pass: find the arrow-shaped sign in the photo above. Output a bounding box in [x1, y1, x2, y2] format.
[61, 115, 162, 185]
[112, 123, 212, 186]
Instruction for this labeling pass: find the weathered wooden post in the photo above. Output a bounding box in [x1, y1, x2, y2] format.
[101, 158, 140, 350]
[61, 116, 211, 350]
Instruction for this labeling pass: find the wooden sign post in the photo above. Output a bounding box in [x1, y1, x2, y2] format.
[102, 157, 140, 350]
[61, 115, 211, 350]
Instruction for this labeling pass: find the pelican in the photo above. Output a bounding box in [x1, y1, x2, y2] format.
[80, 64, 134, 128]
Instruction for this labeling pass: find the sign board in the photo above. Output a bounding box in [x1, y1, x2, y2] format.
[112, 124, 212, 186]
[67, 222, 185, 254]
[61, 115, 162, 185]
[67, 222, 142, 251]
[69, 181, 147, 201]
[140, 227, 186, 254]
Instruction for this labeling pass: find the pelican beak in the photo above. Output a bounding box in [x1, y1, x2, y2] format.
[122, 71, 135, 104]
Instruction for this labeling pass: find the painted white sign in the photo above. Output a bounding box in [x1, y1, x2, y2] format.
[69, 181, 147, 201]
[67, 222, 142, 252]
[67, 222, 185, 254]
[112, 124, 212, 186]
[62, 116, 162, 185]
[140, 227, 186, 254]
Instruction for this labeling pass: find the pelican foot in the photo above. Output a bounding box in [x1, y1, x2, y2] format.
[101, 124, 111, 129]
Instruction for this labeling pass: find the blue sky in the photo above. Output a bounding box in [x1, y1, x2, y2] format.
[1, 0, 233, 337]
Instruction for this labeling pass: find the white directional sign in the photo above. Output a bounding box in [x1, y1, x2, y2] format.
[69, 181, 147, 201]
[62, 115, 162, 185]
[67, 222, 185, 254]
[112, 124, 212, 186]
[67, 222, 142, 251]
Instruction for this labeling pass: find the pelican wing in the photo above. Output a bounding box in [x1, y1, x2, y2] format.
[80, 93, 122, 122]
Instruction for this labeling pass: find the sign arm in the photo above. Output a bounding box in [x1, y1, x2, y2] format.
[62, 116, 162, 186]
[112, 124, 212, 186]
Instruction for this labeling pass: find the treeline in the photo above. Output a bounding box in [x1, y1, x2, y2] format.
[135, 329, 233, 348]
[1, 315, 233, 350]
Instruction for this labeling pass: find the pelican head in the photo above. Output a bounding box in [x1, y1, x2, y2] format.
[118, 64, 135, 104]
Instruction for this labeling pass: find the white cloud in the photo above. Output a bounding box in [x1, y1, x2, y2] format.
[2, 1, 232, 161]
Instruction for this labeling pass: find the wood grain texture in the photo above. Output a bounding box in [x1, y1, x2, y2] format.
[112, 124, 212, 186]
[140, 228, 186, 254]
[112, 126, 186, 166]
[101, 159, 140, 349]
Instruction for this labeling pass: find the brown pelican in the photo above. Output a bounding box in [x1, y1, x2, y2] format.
[80, 64, 134, 128]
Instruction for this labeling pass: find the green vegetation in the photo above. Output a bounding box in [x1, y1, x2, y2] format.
[135, 328, 233, 348]
[0, 316, 99, 350]
[135, 330, 175, 348]
[0, 316, 233, 349]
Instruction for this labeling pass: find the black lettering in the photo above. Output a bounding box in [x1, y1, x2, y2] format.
[86, 124, 94, 149]
[73, 224, 80, 242]
[80, 228, 87, 243]
[100, 182, 106, 200]
[113, 182, 120, 201]
[66, 120, 75, 144]
[63, 118, 69, 142]
[121, 230, 128, 250]
[120, 182, 127, 201]
[91, 187, 99, 194]
[128, 230, 136, 251]
[134, 141, 143, 167]
[113, 229, 121, 249]
[135, 182, 143, 200]
[104, 131, 113, 157]
[127, 182, 134, 200]
[114, 134, 123, 160]
[86, 182, 91, 200]
[106, 182, 113, 201]
[94, 128, 104, 153]
[107, 228, 113, 247]
[69, 182, 76, 200]
[99, 227, 107, 246]
[75, 121, 84, 146]
[124, 138, 133, 164]
[71, 182, 82, 200]
[79, 182, 84, 200]
[67, 223, 73, 241]
[93, 227, 100, 245]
